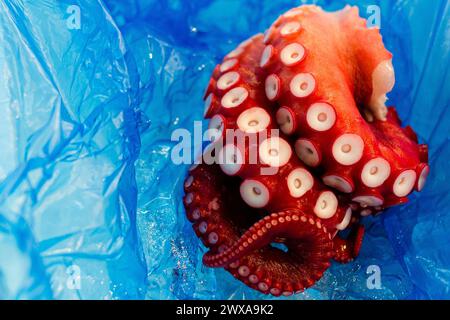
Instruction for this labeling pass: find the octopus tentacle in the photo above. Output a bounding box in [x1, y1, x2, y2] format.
[203, 210, 333, 268]
[205, 33, 350, 227]
[333, 223, 365, 263]
[185, 164, 333, 295]
[262, 5, 428, 212]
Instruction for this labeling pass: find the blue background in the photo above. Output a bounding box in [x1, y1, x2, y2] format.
[0, 0, 448, 299]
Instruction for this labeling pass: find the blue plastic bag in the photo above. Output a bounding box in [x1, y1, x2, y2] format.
[0, 0, 449, 299]
[0, 0, 145, 299]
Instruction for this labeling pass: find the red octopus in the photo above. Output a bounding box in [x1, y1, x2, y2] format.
[183, 5, 429, 296]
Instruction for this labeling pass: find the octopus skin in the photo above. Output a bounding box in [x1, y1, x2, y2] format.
[262, 6, 429, 211]
[183, 5, 429, 296]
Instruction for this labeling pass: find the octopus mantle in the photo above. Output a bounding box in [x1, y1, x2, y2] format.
[183, 5, 429, 296]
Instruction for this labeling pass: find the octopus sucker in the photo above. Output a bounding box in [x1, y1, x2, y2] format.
[332, 134, 365, 166]
[306, 102, 337, 132]
[416, 163, 430, 192]
[183, 5, 429, 295]
[221, 86, 249, 109]
[392, 169, 417, 197]
[240, 179, 271, 208]
[352, 194, 384, 207]
[280, 21, 302, 36]
[280, 43, 306, 66]
[217, 71, 241, 91]
[237, 107, 271, 133]
[335, 207, 352, 231]
[287, 168, 314, 198]
[361, 157, 391, 188]
[323, 174, 354, 194]
[276, 106, 297, 135]
[295, 138, 322, 167]
[314, 191, 338, 219]
[289, 73, 316, 98]
[260, 45, 274, 68]
[218, 143, 244, 176]
[258, 136, 292, 168]
[220, 58, 239, 73]
[207, 114, 226, 142]
[265, 74, 281, 101]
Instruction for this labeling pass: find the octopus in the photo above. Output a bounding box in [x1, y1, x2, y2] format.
[183, 5, 429, 296]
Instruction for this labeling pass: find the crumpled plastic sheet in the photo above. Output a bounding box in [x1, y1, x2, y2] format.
[0, 0, 449, 300]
